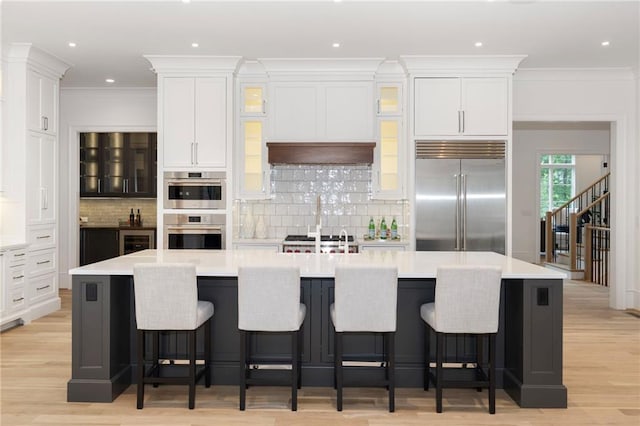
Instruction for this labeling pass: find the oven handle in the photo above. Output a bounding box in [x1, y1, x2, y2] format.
[165, 226, 223, 233]
[166, 180, 224, 186]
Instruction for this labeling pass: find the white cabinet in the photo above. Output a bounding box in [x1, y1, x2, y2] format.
[372, 82, 404, 199]
[414, 77, 508, 137]
[240, 83, 267, 115]
[270, 82, 373, 141]
[162, 76, 227, 169]
[27, 69, 58, 135]
[360, 242, 408, 252]
[26, 132, 56, 224]
[1, 247, 29, 329]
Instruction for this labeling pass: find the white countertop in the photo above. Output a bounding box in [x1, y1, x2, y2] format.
[69, 249, 565, 280]
[0, 240, 28, 251]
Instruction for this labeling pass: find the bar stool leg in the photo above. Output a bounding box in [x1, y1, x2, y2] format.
[435, 331, 443, 413]
[424, 324, 430, 391]
[476, 334, 483, 392]
[151, 331, 160, 388]
[188, 330, 196, 409]
[336, 332, 343, 411]
[291, 330, 298, 411]
[298, 327, 303, 389]
[239, 330, 247, 411]
[204, 319, 212, 388]
[387, 332, 395, 413]
[136, 330, 145, 409]
[489, 333, 496, 414]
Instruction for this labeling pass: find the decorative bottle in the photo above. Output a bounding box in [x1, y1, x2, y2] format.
[368, 217, 375, 239]
[129, 208, 135, 226]
[242, 208, 255, 239]
[135, 209, 141, 227]
[255, 215, 267, 239]
[380, 217, 387, 240]
[391, 217, 398, 239]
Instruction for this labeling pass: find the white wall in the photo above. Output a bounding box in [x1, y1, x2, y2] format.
[513, 69, 638, 310]
[512, 122, 610, 264]
[58, 88, 156, 289]
[575, 155, 607, 192]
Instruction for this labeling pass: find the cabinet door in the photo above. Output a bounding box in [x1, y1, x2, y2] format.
[26, 133, 56, 224]
[376, 83, 402, 116]
[372, 118, 403, 199]
[80, 228, 119, 266]
[124, 133, 156, 196]
[414, 78, 460, 136]
[324, 83, 373, 141]
[238, 119, 269, 199]
[40, 76, 57, 134]
[461, 77, 508, 136]
[240, 83, 266, 115]
[270, 84, 318, 141]
[26, 71, 57, 135]
[163, 77, 195, 168]
[194, 78, 227, 168]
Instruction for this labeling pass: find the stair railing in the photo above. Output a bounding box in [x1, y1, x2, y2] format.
[545, 173, 609, 266]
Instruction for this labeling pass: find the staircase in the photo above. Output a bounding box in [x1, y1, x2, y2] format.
[545, 173, 610, 285]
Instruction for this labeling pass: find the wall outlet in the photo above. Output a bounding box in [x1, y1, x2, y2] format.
[79, 216, 89, 223]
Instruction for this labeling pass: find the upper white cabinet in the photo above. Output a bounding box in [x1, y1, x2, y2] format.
[240, 83, 267, 115]
[414, 77, 508, 137]
[162, 76, 227, 169]
[270, 82, 374, 141]
[372, 80, 405, 199]
[26, 69, 58, 135]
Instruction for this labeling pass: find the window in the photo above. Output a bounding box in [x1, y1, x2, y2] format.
[540, 154, 575, 217]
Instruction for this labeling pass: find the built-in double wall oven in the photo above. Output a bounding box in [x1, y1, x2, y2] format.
[164, 171, 225, 209]
[163, 213, 226, 250]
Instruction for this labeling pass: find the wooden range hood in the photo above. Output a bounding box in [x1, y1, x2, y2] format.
[267, 142, 375, 165]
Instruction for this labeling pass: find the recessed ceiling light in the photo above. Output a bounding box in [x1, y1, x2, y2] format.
[601, 41, 610, 47]
[474, 42, 483, 47]
[105, 78, 115, 84]
[332, 42, 340, 48]
[68, 42, 76, 48]
[191, 42, 199, 48]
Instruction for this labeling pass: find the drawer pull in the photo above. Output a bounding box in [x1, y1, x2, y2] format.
[37, 235, 51, 239]
[13, 297, 24, 303]
[14, 253, 26, 257]
[37, 260, 51, 265]
[12, 275, 25, 280]
[37, 285, 51, 291]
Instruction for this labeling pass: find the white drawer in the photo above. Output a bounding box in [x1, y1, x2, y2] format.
[6, 264, 27, 288]
[29, 273, 56, 304]
[28, 225, 56, 250]
[8, 287, 27, 312]
[6, 249, 27, 266]
[27, 249, 56, 277]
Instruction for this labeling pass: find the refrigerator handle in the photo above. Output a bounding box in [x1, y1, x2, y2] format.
[455, 174, 460, 250]
[462, 174, 468, 250]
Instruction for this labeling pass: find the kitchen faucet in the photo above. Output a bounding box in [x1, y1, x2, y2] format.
[338, 229, 349, 254]
[307, 195, 322, 253]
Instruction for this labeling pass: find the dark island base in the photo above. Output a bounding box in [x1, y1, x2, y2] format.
[67, 275, 567, 408]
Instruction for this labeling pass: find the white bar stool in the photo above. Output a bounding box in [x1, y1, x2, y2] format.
[331, 264, 398, 412]
[237, 265, 306, 411]
[420, 265, 502, 414]
[133, 263, 213, 409]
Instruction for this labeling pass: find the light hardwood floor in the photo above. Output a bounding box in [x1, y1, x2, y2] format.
[1, 280, 639, 425]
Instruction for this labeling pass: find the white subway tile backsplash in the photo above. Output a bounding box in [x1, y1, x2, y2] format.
[236, 165, 408, 240]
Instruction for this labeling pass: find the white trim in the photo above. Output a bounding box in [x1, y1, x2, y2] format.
[515, 113, 627, 310]
[64, 124, 156, 289]
[515, 68, 635, 82]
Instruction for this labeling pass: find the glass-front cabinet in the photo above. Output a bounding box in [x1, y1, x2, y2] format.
[373, 82, 404, 199]
[241, 84, 266, 115]
[237, 119, 269, 199]
[80, 132, 157, 197]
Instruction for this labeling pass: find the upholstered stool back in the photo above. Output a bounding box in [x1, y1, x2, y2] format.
[429, 265, 502, 334]
[333, 264, 398, 332]
[238, 265, 304, 332]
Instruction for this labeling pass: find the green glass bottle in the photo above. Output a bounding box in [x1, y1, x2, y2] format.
[380, 217, 387, 240]
[368, 217, 375, 239]
[391, 217, 398, 239]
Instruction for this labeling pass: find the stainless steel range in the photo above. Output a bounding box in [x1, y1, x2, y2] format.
[282, 235, 358, 254]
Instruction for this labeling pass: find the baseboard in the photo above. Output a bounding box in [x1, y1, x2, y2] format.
[29, 297, 62, 322]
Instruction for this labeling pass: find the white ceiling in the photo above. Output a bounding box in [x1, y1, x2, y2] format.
[2, 0, 638, 87]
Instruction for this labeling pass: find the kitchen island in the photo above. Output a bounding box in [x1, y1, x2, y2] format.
[67, 250, 567, 408]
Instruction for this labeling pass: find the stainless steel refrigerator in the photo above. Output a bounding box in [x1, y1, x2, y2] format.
[415, 141, 506, 254]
